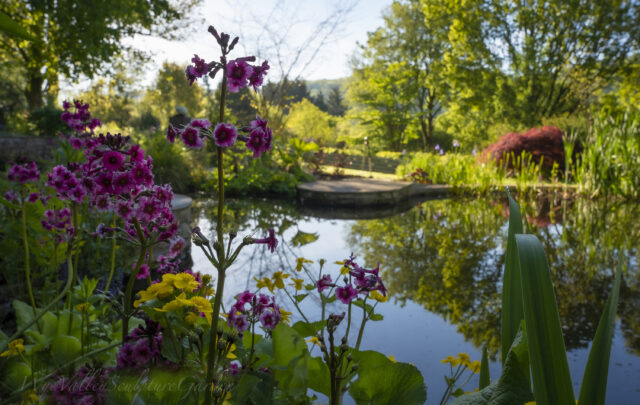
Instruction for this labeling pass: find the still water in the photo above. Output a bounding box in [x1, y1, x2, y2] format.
[190, 194, 640, 404]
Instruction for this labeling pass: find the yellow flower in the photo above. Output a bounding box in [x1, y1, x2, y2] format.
[388, 355, 397, 363]
[75, 302, 90, 312]
[22, 389, 39, 404]
[279, 308, 292, 324]
[254, 277, 274, 293]
[470, 360, 481, 373]
[188, 296, 213, 323]
[185, 312, 199, 325]
[134, 281, 175, 307]
[155, 292, 189, 312]
[458, 352, 471, 366]
[271, 271, 289, 289]
[340, 266, 350, 275]
[306, 336, 321, 347]
[290, 278, 305, 291]
[296, 257, 313, 271]
[441, 355, 461, 367]
[0, 339, 25, 357]
[226, 344, 237, 359]
[173, 273, 200, 291]
[334, 260, 345, 265]
[161, 273, 177, 285]
[370, 290, 388, 302]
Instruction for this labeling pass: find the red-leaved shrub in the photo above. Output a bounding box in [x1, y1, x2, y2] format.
[480, 126, 566, 176]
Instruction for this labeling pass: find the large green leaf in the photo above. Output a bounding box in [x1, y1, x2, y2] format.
[271, 323, 309, 398]
[516, 234, 575, 405]
[292, 320, 325, 337]
[479, 345, 490, 390]
[0, 10, 34, 40]
[452, 324, 533, 405]
[501, 190, 524, 364]
[307, 356, 331, 396]
[349, 350, 426, 405]
[578, 258, 623, 405]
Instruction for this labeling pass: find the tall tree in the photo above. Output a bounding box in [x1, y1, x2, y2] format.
[327, 85, 346, 117]
[423, 0, 640, 127]
[347, 0, 449, 151]
[0, 0, 199, 111]
[145, 62, 204, 124]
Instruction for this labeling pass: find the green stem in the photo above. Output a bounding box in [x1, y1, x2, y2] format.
[354, 299, 369, 351]
[204, 267, 226, 404]
[67, 204, 79, 335]
[122, 235, 147, 343]
[104, 216, 118, 292]
[1, 253, 74, 353]
[20, 195, 38, 326]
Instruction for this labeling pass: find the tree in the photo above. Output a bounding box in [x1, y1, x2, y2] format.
[286, 98, 336, 145]
[326, 85, 346, 117]
[422, 0, 640, 128]
[347, 0, 449, 151]
[0, 0, 200, 111]
[145, 62, 205, 124]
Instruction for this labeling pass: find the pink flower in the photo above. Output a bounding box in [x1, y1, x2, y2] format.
[27, 192, 39, 203]
[189, 119, 212, 129]
[249, 61, 270, 90]
[186, 54, 211, 85]
[254, 228, 277, 253]
[113, 172, 133, 194]
[129, 145, 145, 163]
[166, 125, 179, 143]
[4, 190, 16, 201]
[226, 59, 253, 93]
[167, 237, 185, 258]
[181, 127, 204, 148]
[213, 123, 238, 147]
[232, 314, 249, 332]
[336, 284, 358, 304]
[317, 274, 333, 293]
[136, 264, 150, 280]
[102, 151, 125, 171]
[259, 308, 280, 330]
[8, 162, 40, 183]
[236, 290, 255, 306]
[245, 117, 272, 158]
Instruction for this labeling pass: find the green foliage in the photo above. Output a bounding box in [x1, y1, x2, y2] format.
[286, 98, 337, 145]
[501, 191, 524, 363]
[349, 350, 427, 405]
[574, 109, 640, 199]
[0, 0, 200, 110]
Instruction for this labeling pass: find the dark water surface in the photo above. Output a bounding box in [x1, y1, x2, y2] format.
[191, 194, 640, 404]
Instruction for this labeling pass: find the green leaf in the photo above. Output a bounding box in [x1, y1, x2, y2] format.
[231, 372, 273, 405]
[452, 324, 533, 405]
[307, 356, 331, 396]
[295, 293, 309, 303]
[292, 320, 325, 337]
[501, 190, 524, 364]
[516, 234, 575, 405]
[0, 10, 34, 40]
[479, 345, 490, 390]
[349, 351, 426, 405]
[290, 230, 319, 247]
[369, 313, 384, 321]
[272, 323, 309, 398]
[578, 257, 623, 405]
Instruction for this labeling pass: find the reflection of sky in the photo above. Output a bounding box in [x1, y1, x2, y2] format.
[191, 200, 640, 404]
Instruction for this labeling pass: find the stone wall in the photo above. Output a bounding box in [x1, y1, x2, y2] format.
[0, 132, 57, 166]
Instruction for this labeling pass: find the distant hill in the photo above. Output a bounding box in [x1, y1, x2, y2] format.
[306, 78, 349, 97]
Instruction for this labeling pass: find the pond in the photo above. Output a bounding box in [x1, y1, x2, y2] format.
[190, 193, 640, 404]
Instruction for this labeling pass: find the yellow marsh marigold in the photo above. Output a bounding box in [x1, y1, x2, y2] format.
[0, 339, 25, 357]
[155, 292, 189, 312]
[185, 312, 199, 325]
[75, 302, 90, 312]
[307, 336, 321, 347]
[296, 257, 313, 271]
[458, 352, 471, 366]
[173, 273, 200, 291]
[134, 282, 174, 307]
[271, 271, 289, 289]
[254, 277, 274, 293]
[441, 355, 462, 367]
[279, 308, 292, 324]
[470, 360, 481, 373]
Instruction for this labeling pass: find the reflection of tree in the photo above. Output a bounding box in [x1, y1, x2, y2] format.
[348, 195, 640, 354]
[347, 199, 506, 353]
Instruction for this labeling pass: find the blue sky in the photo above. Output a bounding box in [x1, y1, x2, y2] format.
[126, 0, 392, 82]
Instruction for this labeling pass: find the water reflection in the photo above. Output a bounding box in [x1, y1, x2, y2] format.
[192, 194, 640, 402]
[347, 193, 640, 355]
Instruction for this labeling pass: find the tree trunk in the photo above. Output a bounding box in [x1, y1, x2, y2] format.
[25, 69, 44, 111]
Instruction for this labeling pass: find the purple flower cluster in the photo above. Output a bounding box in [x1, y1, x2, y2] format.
[116, 320, 164, 369]
[245, 116, 273, 158]
[46, 366, 111, 405]
[228, 290, 281, 332]
[316, 255, 386, 304]
[434, 144, 445, 156]
[61, 100, 102, 134]
[49, 109, 180, 244]
[7, 161, 40, 183]
[41, 208, 74, 240]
